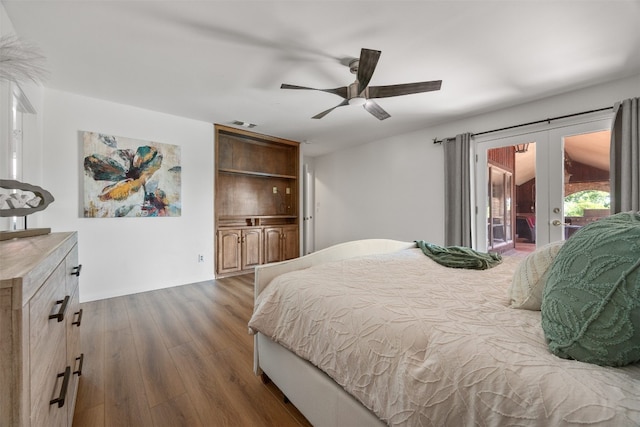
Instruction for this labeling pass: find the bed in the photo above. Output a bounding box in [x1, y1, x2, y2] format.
[248, 238, 640, 426]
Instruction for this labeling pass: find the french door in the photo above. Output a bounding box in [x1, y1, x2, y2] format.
[475, 117, 612, 252]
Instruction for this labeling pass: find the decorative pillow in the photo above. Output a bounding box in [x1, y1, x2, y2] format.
[541, 211, 640, 367]
[508, 241, 565, 310]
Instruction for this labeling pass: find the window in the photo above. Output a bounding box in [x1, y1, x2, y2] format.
[6, 85, 36, 230]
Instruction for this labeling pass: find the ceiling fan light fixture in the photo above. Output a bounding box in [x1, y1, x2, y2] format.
[348, 96, 366, 106]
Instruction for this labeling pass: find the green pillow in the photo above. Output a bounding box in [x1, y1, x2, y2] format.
[541, 211, 640, 367]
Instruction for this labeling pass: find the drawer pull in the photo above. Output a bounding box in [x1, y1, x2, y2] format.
[49, 296, 70, 322]
[71, 264, 82, 277]
[50, 366, 71, 408]
[74, 353, 84, 376]
[72, 308, 83, 327]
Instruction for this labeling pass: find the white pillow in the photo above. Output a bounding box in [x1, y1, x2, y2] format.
[508, 241, 565, 310]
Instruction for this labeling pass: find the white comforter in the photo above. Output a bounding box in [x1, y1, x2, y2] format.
[248, 248, 640, 426]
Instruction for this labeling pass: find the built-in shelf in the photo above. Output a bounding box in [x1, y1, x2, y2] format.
[219, 215, 298, 220]
[215, 124, 300, 277]
[218, 168, 297, 180]
[218, 215, 298, 227]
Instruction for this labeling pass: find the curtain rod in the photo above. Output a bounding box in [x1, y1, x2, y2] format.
[432, 105, 614, 144]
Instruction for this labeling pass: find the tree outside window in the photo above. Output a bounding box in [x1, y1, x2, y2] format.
[564, 190, 610, 217]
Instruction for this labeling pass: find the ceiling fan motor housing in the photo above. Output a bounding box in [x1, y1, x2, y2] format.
[348, 81, 367, 100]
[349, 59, 359, 74]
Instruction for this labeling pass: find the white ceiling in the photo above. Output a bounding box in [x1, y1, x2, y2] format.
[3, 0, 640, 157]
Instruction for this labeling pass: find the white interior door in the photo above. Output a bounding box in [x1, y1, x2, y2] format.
[475, 116, 612, 252]
[303, 163, 315, 255]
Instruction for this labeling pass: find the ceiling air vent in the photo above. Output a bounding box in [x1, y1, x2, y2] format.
[231, 120, 257, 128]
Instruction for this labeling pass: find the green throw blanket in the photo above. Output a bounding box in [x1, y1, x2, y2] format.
[415, 240, 502, 270]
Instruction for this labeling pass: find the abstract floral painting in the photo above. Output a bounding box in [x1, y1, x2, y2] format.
[83, 131, 181, 217]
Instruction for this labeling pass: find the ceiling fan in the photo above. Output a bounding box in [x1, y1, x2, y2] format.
[281, 48, 442, 120]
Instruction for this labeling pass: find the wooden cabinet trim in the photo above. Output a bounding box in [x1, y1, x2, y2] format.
[215, 124, 300, 147]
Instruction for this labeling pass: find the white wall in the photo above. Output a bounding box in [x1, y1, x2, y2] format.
[313, 73, 640, 251]
[41, 89, 214, 302]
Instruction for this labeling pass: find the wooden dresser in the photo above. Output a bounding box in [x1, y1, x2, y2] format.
[1, 232, 83, 426]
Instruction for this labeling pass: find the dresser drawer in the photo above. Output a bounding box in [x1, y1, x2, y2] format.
[29, 261, 69, 427]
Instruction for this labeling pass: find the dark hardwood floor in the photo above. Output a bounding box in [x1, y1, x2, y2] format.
[72, 274, 311, 427]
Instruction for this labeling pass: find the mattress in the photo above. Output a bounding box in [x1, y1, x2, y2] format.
[248, 248, 640, 426]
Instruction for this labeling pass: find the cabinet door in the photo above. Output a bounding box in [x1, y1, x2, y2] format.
[30, 262, 68, 427]
[281, 226, 299, 261]
[217, 229, 242, 274]
[263, 227, 282, 264]
[242, 228, 263, 270]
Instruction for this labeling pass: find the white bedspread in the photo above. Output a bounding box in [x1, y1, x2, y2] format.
[248, 248, 640, 426]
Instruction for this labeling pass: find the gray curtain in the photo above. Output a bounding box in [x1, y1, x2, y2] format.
[610, 97, 640, 213]
[443, 133, 472, 247]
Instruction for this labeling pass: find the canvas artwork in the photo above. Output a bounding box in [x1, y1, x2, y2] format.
[83, 131, 181, 217]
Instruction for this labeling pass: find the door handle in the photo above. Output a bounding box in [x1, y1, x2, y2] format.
[552, 219, 568, 226]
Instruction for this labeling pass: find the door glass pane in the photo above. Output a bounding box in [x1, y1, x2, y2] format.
[514, 142, 536, 252]
[505, 173, 512, 240]
[491, 168, 505, 245]
[487, 164, 514, 251]
[562, 130, 611, 239]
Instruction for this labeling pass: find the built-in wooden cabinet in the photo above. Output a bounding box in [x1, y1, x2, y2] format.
[0, 232, 83, 427]
[264, 225, 299, 264]
[215, 125, 300, 277]
[216, 227, 264, 275]
[242, 227, 263, 270]
[216, 228, 242, 275]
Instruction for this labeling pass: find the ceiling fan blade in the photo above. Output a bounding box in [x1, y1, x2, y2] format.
[312, 100, 349, 119]
[363, 100, 390, 120]
[356, 48, 381, 94]
[281, 83, 348, 99]
[368, 80, 442, 99]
